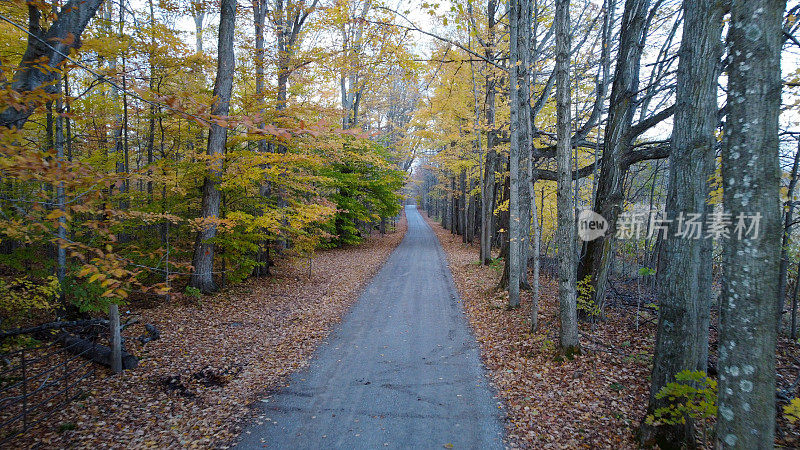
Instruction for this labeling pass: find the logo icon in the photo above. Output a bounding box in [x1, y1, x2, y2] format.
[578, 210, 608, 242]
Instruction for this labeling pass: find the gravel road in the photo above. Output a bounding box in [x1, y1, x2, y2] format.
[235, 205, 505, 449]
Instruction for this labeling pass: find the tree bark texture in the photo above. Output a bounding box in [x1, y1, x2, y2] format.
[190, 0, 236, 293]
[507, 0, 523, 308]
[554, 0, 578, 353]
[641, 0, 722, 445]
[716, 0, 784, 447]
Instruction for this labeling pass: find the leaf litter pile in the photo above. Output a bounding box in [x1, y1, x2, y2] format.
[12, 214, 406, 448]
[426, 213, 800, 448]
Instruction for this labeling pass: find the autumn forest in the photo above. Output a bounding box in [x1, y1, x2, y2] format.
[0, 0, 799, 448]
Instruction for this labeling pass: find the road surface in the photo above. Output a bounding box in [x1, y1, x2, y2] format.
[235, 205, 505, 449]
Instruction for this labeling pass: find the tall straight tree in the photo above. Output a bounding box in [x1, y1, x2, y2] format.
[252, 0, 273, 277]
[189, 0, 237, 293]
[507, 0, 524, 308]
[640, 0, 722, 446]
[554, 0, 578, 353]
[716, 0, 784, 446]
[480, 0, 499, 266]
[192, 1, 206, 53]
[254, 0, 268, 154]
[517, 0, 533, 291]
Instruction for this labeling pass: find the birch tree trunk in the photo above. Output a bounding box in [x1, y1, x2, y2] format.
[189, 0, 236, 293]
[192, 1, 205, 54]
[530, 163, 540, 331]
[641, 0, 722, 445]
[554, 0, 578, 353]
[716, 0, 784, 446]
[55, 76, 67, 306]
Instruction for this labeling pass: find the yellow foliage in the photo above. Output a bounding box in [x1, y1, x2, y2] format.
[784, 398, 800, 424]
[0, 276, 59, 322]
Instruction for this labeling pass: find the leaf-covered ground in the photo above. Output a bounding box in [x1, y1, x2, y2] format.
[10, 214, 406, 448]
[427, 213, 800, 448]
[427, 214, 658, 448]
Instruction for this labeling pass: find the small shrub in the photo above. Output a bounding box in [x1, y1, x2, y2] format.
[576, 275, 600, 318]
[646, 370, 717, 445]
[0, 275, 59, 325]
[784, 397, 800, 424]
[489, 257, 504, 274]
[638, 266, 656, 277]
[185, 286, 201, 299]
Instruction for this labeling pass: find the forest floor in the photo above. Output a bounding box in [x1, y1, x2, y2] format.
[10, 213, 407, 448]
[235, 205, 504, 448]
[426, 213, 652, 448]
[426, 212, 800, 448]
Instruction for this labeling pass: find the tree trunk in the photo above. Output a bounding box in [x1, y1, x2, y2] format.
[482, 81, 498, 263]
[554, 0, 578, 354]
[697, 236, 712, 373]
[778, 140, 800, 329]
[507, 0, 523, 308]
[442, 189, 448, 229]
[55, 80, 67, 299]
[189, 0, 236, 293]
[641, 0, 722, 445]
[480, 0, 498, 265]
[193, 2, 205, 53]
[530, 157, 541, 332]
[451, 176, 457, 234]
[528, 0, 541, 332]
[498, 174, 511, 288]
[793, 257, 800, 340]
[252, 0, 271, 277]
[116, 10, 130, 243]
[517, 0, 533, 291]
[469, 177, 478, 243]
[463, 169, 469, 239]
[147, 0, 157, 199]
[254, 0, 267, 154]
[716, 0, 784, 447]
[276, 0, 289, 116]
[578, 0, 651, 311]
[477, 0, 496, 265]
